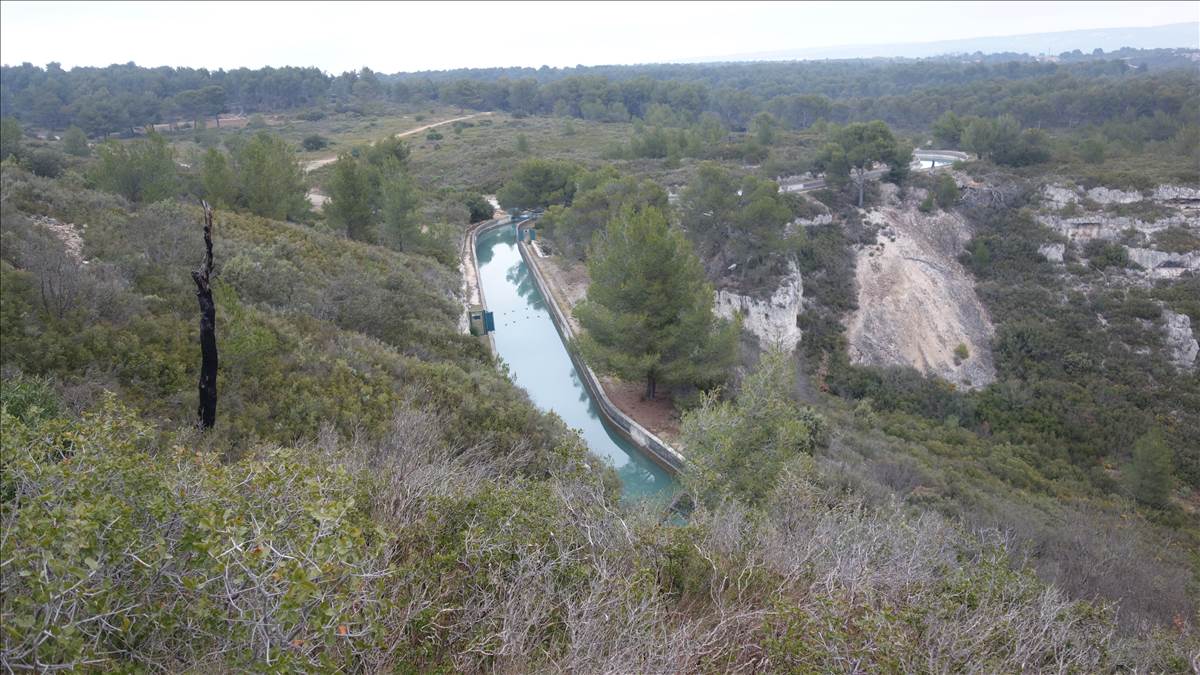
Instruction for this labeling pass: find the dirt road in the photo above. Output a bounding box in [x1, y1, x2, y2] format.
[303, 111, 492, 173]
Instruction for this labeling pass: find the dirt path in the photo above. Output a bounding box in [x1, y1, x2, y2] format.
[393, 111, 492, 140]
[302, 111, 493, 173]
[303, 157, 340, 173]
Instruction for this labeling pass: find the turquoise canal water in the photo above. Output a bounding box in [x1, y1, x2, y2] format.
[475, 225, 677, 500]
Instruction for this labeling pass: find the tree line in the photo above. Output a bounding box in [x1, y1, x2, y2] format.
[1, 62, 329, 135]
[3, 52, 1195, 137]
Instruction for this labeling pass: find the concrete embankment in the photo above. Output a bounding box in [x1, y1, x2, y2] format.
[514, 236, 687, 475]
[459, 217, 505, 354]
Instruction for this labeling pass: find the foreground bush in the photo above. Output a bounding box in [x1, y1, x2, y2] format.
[6, 397, 1185, 672]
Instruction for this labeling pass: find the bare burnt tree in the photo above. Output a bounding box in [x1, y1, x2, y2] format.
[193, 201, 217, 429]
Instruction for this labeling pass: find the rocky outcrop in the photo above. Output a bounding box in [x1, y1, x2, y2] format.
[792, 214, 834, 228]
[31, 215, 86, 264]
[1043, 184, 1196, 207]
[1041, 214, 1191, 243]
[1152, 185, 1200, 203]
[1038, 183, 1199, 244]
[1041, 185, 1079, 210]
[1163, 310, 1198, 372]
[1125, 247, 1200, 278]
[1039, 243, 1065, 263]
[714, 262, 803, 351]
[1125, 247, 1174, 270]
[1085, 187, 1142, 204]
[847, 206, 996, 389]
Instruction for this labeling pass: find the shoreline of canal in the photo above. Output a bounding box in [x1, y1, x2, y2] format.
[461, 218, 686, 476]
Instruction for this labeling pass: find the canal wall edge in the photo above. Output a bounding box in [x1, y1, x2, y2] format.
[515, 237, 687, 475]
[460, 217, 507, 354]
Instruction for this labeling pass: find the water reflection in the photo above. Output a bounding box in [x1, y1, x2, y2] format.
[571, 370, 589, 405]
[507, 262, 547, 311]
[474, 225, 677, 501]
[475, 236, 497, 265]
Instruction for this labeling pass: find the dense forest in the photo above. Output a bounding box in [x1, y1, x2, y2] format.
[2, 43, 1199, 670]
[3, 49, 1197, 135]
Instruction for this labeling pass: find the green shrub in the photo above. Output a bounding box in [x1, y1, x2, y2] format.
[301, 134, 329, 151]
[1079, 137, 1106, 164]
[682, 350, 825, 507]
[25, 148, 65, 178]
[1083, 239, 1131, 270]
[90, 132, 178, 203]
[62, 126, 89, 157]
[0, 401, 392, 670]
[1153, 226, 1200, 254]
[933, 173, 959, 207]
[1127, 427, 1174, 509]
[953, 343, 969, 364]
[463, 193, 493, 223]
[0, 373, 61, 424]
[0, 116, 22, 161]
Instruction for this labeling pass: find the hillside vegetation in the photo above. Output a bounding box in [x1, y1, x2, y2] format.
[2, 48, 1198, 670]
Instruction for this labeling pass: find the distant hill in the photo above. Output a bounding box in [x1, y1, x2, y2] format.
[689, 22, 1200, 62]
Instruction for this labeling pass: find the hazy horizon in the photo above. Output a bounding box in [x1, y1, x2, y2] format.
[1, 1, 1197, 74]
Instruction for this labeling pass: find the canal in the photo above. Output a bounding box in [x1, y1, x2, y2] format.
[475, 224, 677, 500]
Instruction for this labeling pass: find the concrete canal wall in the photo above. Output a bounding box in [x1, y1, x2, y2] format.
[515, 236, 687, 475]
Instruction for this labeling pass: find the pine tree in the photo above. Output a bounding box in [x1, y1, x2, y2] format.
[232, 132, 308, 221]
[381, 171, 419, 251]
[325, 154, 375, 242]
[682, 350, 825, 507]
[815, 120, 910, 208]
[574, 207, 737, 399]
[200, 148, 236, 208]
[62, 126, 89, 157]
[92, 132, 177, 203]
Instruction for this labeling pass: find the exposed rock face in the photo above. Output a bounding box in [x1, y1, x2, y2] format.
[1152, 185, 1200, 203]
[1039, 243, 1065, 263]
[1085, 186, 1142, 204]
[714, 262, 803, 351]
[847, 206, 996, 389]
[1041, 185, 1079, 210]
[785, 214, 834, 238]
[1163, 310, 1199, 372]
[792, 214, 834, 228]
[1038, 183, 1199, 244]
[1125, 247, 1200, 278]
[1044, 184, 1199, 208]
[1042, 214, 1190, 243]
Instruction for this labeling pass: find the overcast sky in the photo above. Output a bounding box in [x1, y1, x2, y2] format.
[1, 1, 1197, 73]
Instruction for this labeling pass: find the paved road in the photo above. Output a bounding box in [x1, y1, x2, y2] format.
[779, 149, 970, 194]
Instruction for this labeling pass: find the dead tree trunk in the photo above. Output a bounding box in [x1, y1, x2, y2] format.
[193, 201, 218, 430]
